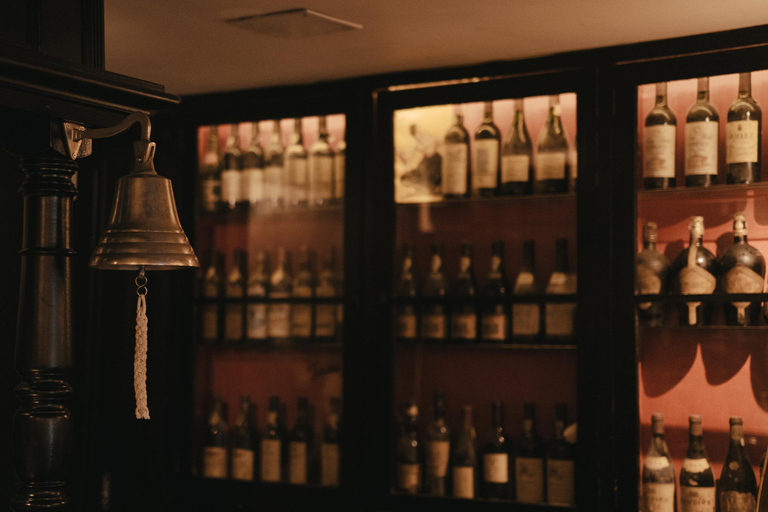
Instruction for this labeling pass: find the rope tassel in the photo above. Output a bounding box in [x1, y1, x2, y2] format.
[134, 271, 150, 420]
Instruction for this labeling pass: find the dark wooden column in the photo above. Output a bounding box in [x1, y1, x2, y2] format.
[12, 150, 77, 511]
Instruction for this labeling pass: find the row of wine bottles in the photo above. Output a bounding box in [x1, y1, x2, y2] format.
[199, 116, 346, 213]
[636, 213, 766, 327]
[396, 239, 577, 341]
[203, 395, 341, 486]
[200, 247, 342, 342]
[395, 393, 575, 504]
[401, 96, 577, 199]
[642, 73, 762, 189]
[642, 413, 764, 512]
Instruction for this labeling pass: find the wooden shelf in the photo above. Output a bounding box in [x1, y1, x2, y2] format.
[396, 192, 575, 208]
[396, 341, 577, 350]
[197, 340, 343, 352]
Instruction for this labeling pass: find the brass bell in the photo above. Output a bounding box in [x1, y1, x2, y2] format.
[89, 140, 199, 270]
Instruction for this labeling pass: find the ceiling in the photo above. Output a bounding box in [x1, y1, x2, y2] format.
[105, 0, 768, 97]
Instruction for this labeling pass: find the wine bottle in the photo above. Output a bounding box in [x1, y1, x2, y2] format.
[315, 247, 339, 341]
[264, 120, 285, 208]
[261, 396, 283, 482]
[289, 397, 313, 485]
[474, 101, 501, 196]
[286, 118, 308, 206]
[396, 402, 422, 494]
[671, 216, 717, 326]
[755, 441, 768, 512]
[536, 95, 569, 194]
[224, 249, 246, 343]
[395, 244, 418, 342]
[452, 405, 478, 499]
[481, 241, 510, 342]
[443, 104, 471, 199]
[515, 402, 545, 503]
[320, 397, 341, 487]
[720, 417, 757, 512]
[642, 413, 675, 512]
[268, 247, 292, 343]
[685, 77, 719, 187]
[309, 116, 334, 206]
[220, 124, 242, 210]
[333, 128, 346, 204]
[231, 395, 256, 481]
[643, 82, 677, 190]
[246, 250, 269, 341]
[451, 243, 478, 342]
[636, 222, 671, 327]
[547, 403, 575, 506]
[719, 212, 766, 326]
[201, 252, 223, 343]
[680, 415, 716, 512]
[501, 98, 533, 195]
[199, 127, 221, 214]
[240, 122, 265, 208]
[421, 244, 448, 342]
[512, 240, 541, 340]
[203, 396, 229, 479]
[482, 400, 510, 499]
[545, 239, 577, 339]
[291, 247, 314, 341]
[425, 390, 451, 496]
[727, 72, 762, 184]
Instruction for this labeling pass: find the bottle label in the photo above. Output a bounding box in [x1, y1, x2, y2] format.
[547, 459, 574, 505]
[726, 120, 759, 164]
[502, 154, 530, 183]
[426, 440, 450, 478]
[232, 448, 255, 481]
[452, 466, 474, 498]
[643, 125, 676, 178]
[334, 154, 345, 199]
[201, 179, 220, 212]
[451, 312, 476, 340]
[202, 446, 227, 478]
[265, 166, 283, 202]
[321, 443, 340, 486]
[291, 286, 313, 337]
[643, 482, 676, 512]
[260, 439, 281, 482]
[201, 306, 218, 340]
[421, 313, 446, 339]
[289, 442, 308, 484]
[287, 158, 308, 202]
[268, 303, 291, 338]
[680, 486, 716, 512]
[483, 453, 509, 483]
[220, 169, 241, 207]
[636, 264, 662, 310]
[682, 457, 712, 473]
[515, 457, 544, 503]
[315, 304, 337, 337]
[443, 143, 469, 194]
[397, 463, 421, 492]
[724, 265, 764, 323]
[545, 303, 576, 337]
[720, 490, 756, 512]
[644, 456, 671, 470]
[474, 139, 499, 189]
[246, 303, 267, 339]
[310, 155, 333, 201]
[225, 305, 243, 340]
[241, 168, 265, 203]
[397, 312, 417, 339]
[481, 312, 507, 340]
[679, 266, 716, 325]
[513, 304, 540, 336]
[685, 121, 718, 176]
[536, 152, 567, 181]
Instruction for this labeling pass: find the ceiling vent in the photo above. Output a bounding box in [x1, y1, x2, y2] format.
[227, 8, 362, 38]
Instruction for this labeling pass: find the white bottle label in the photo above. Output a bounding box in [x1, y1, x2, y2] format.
[643, 124, 676, 178]
[220, 169, 241, 207]
[310, 155, 333, 201]
[536, 152, 567, 181]
[515, 457, 544, 503]
[545, 303, 576, 337]
[682, 457, 712, 473]
[474, 139, 499, 189]
[483, 453, 509, 483]
[685, 121, 718, 176]
[268, 302, 291, 338]
[241, 168, 264, 203]
[720, 490, 756, 512]
[725, 265, 765, 322]
[287, 158, 308, 201]
[452, 466, 475, 498]
[644, 455, 671, 470]
[481, 313, 507, 340]
[334, 154, 345, 199]
[726, 120, 759, 164]
[397, 463, 421, 491]
[292, 286, 313, 337]
[202, 306, 218, 340]
[289, 442, 308, 484]
[679, 266, 716, 325]
[426, 440, 450, 478]
[443, 143, 469, 194]
[397, 312, 417, 339]
[203, 446, 227, 478]
[644, 482, 676, 512]
[680, 486, 716, 512]
[260, 439, 281, 482]
[547, 459, 574, 505]
[321, 443, 340, 486]
[265, 166, 283, 202]
[502, 154, 530, 183]
[232, 448, 255, 481]
[246, 303, 267, 339]
[513, 304, 540, 336]
[450, 312, 476, 340]
[421, 313, 446, 339]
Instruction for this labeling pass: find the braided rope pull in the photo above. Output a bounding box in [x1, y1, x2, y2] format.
[134, 270, 150, 420]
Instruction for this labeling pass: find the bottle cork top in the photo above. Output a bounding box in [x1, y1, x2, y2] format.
[729, 416, 743, 425]
[733, 212, 748, 237]
[689, 216, 704, 238]
[643, 222, 658, 243]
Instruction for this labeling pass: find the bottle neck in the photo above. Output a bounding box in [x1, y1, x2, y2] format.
[553, 420, 565, 438]
[655, 82, 668, 107]
[492, 405, 504, 429]
[739, 73, 752, 97]
[687, 433, 706, 458]
[483, 102, 494, 123]
[696, 77, 710, 102]
[643, 240, 656, 251]
[430, 254, 443, 275]
[689, 234, 703, 248]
